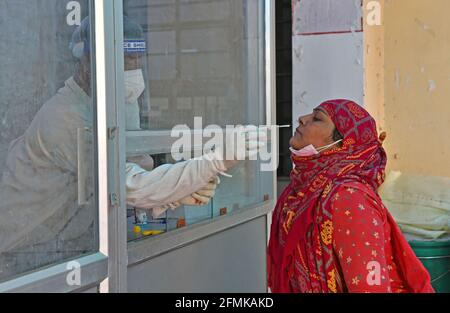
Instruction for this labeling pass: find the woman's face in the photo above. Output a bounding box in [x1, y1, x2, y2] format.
[290, 108, 336, 150]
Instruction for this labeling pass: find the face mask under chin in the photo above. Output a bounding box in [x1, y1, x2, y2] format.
[290, 139, 343, 157]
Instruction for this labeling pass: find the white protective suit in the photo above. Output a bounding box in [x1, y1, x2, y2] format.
[0, 77, 226, 267]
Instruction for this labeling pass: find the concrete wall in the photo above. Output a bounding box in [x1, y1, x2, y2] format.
[294, 0, 450, 178]
[365, 0, 450, 178]
[292, 0, 365, 126]
[363, 0, 385, 132]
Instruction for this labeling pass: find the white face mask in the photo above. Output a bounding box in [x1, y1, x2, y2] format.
[124, 69, 145, 130]
[290, 139, 343, 157]
[124, 69, 145, 104]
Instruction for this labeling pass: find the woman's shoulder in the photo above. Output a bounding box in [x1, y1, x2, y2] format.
[329, 181, 386, 220]
[331, 182, 370, 207]
[335, 181, 373, 194]
[333, 181, 382, 203]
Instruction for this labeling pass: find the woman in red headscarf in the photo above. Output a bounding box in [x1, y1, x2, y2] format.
[267, 99, 434, 293]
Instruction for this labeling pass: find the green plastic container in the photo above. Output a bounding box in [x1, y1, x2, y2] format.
[409, 240, 450, 293]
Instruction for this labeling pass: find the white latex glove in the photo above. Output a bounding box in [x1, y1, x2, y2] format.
[180, 176, 220, 206]
[151, 176, 219, 218]
[151, 202, 180, 219]
[219, 125, 268, 171]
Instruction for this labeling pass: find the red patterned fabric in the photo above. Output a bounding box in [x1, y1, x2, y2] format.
[329, 181, 420, 292]
[267, 99, 434, 293]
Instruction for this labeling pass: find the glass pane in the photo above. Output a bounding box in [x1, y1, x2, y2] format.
[0, 1, 98, 282]
[123, 0, 271, 242]
[125, 153, 211, 241]
[123, 0, 264, 130]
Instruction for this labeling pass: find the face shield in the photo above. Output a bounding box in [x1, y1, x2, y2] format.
[70, 16, 150, 131]
[122, 16, 150, 131]
[123, 49, 150, 131]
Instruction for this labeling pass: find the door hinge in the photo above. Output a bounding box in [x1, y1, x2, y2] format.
[110, 193, 119, 207]
[108, 127, 118, 140]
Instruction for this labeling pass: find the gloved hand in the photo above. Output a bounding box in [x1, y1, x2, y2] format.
[221, 125, 268, 170]
[151, 176, 220, 218]
[192, 125, 268, 178]
[179, 176, 220, 206]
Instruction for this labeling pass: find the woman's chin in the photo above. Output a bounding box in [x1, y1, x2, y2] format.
[289, 137, 295, 148]
[290, 137, 303, 150]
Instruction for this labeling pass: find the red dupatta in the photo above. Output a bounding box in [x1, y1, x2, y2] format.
[267, 99, 434, 293]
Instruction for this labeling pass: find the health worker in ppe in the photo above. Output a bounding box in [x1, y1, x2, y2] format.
[0, 16, 264, 280]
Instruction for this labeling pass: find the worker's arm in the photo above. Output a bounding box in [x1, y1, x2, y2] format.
[126, 126, 266, 210]
[125, 156, 226, 209]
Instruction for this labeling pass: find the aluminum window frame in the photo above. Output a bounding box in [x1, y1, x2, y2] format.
[125, 0, 277, 269]
[0, 0, 115, 293]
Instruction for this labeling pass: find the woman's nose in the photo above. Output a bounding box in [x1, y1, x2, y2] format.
[298, 115, 308, 126]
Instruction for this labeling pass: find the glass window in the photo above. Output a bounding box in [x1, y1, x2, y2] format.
[122, 0, 272, 242]
[0, 1, 98, 282]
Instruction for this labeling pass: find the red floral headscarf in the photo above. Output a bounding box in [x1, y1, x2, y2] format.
[267, 99, 433, 293]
